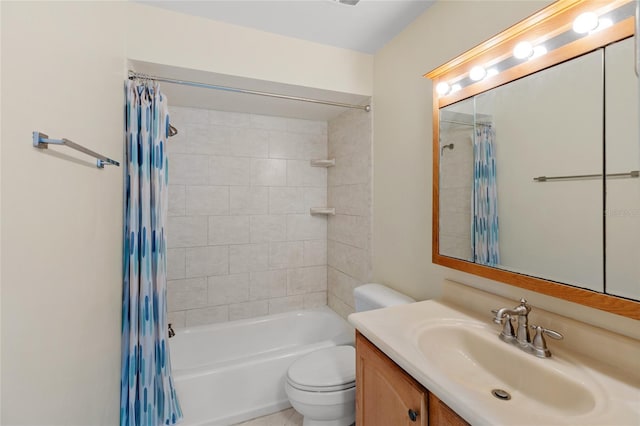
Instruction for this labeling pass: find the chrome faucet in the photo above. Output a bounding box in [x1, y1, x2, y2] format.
[168, 323, 176, 338]
[492, 298, 563, 358]
[493, 298, 531, 346]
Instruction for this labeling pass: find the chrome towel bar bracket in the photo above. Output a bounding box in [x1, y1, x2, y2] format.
[33, 132, 120, 169]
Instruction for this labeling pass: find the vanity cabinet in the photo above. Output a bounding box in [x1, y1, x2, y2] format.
[355, 332, 468, 426]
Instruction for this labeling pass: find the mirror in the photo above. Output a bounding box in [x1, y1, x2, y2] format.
[440, 49, 606, 292]
[427, 0, 640, 319]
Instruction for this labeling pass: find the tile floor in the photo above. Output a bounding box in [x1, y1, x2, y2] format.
[235, 408, 303, 426]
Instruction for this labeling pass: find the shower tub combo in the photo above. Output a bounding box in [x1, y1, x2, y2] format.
[170, 306, 354, 425]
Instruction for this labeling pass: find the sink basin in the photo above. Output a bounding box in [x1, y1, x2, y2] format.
[416, 322, 596, 416]
[349, 296, 640, 425]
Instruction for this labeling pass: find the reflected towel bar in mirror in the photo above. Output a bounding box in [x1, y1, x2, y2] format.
[33, 131, 120, 169]
[533, 170, 639, 182]
[310, 207, 336, 216]
[310, 159, 336, 168]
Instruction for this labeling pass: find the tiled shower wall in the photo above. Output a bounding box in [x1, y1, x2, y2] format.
[326, 108, 373, 319]
[166, 107, 329, 328]
[439, 126, 473, 262]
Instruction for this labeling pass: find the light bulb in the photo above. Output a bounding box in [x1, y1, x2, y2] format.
[450, 84, 462, 94]
[513, 41, 534, 59]
[594, 18, 613, 32]
[436, 82, 451, 96]
[469, 66, 487, 81]
[573, 12, 599, 34]
[531, 45, 547, 59]
[486, 68, 499, 78]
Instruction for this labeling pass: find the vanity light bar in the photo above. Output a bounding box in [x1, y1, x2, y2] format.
[435, 2, 635, 97]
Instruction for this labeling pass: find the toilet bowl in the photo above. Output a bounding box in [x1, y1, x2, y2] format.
[285, 346, 355, 426]
[285, 284, 415, 426]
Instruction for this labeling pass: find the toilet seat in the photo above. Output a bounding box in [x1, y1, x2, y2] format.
[287, 346, 355, 392]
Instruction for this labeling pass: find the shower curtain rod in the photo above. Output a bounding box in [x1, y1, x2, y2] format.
[128, 71, 371, 112]
[440, 119, 491, 126]
[441, 119, 473, 126]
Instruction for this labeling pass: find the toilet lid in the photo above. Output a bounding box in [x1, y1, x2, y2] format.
[287, 346, 355, 392]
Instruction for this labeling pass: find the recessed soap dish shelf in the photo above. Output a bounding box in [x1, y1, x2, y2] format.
[310, 207, 335, 216]
[309, 159, 335, 215]
[310, 159, 335, 168]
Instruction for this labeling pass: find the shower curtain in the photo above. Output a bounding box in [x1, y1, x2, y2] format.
[472, 123, 500, 266]
[121, 80, 183, 426]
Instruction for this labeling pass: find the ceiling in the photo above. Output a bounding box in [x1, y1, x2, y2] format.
[136, 0, 435, 54]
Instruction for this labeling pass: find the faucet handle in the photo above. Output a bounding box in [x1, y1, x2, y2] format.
[531, 325, 563, 340]
[530, 325, 563, 358]
[500, 314, 516, 341]
[492, 310, 516, 342]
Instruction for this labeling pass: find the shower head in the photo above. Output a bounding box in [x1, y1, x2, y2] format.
[441, 143, 455, 156]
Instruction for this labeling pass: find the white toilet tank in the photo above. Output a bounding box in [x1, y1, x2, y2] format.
[354, 283, 415, 312]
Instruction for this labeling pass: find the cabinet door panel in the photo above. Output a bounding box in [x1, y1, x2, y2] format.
[428, 393, 469, 426]
[356, 332, 427, 426]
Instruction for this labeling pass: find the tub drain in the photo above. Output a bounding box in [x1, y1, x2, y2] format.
[491, 389, 511, 400]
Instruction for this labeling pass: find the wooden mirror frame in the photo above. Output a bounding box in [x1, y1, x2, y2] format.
[425, 0, 640, 320]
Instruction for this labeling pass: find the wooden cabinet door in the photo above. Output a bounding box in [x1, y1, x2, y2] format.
[356, 331, 428, 426]
[428, 393, 469, 426]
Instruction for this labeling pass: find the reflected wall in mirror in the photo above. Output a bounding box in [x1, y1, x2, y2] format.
[440, 49, 605, 292]
[605, 37, 640, 300]
[427, 0, 640, 319]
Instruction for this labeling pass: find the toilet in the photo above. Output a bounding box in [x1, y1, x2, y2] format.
[285, 284, 415, 426]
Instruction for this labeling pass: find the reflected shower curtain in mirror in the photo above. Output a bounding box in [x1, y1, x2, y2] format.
[121, 80, 183, 426]
[472, 124, 500, 266]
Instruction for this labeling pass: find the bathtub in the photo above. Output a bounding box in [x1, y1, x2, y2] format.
[170, 306, 354, 426]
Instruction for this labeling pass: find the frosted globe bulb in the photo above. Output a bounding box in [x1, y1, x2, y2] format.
[573, 12, 599, 34]
[436, 82, 450, 96]
[469, 66, 487, 82]
[513, 41, 533, 59]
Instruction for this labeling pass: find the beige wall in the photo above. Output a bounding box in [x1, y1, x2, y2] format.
[1, 2, 126, 424]
[126, 3, 373, 97]
[372, 0, 640, 339]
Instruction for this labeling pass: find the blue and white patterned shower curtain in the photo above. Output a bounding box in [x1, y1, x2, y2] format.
[472, 124, 500, 266]
[121, 80, 183, 426]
